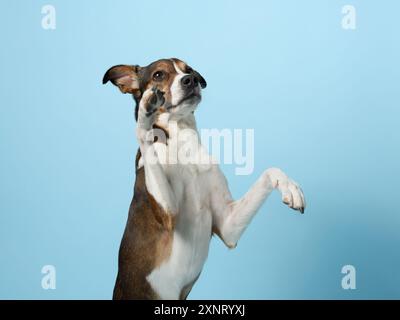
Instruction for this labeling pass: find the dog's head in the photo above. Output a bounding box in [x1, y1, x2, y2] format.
[103, 58, 206, 120]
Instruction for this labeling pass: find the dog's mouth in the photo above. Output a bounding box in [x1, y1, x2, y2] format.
[181, 92, 201, 103]
[167, 92, 201, 110]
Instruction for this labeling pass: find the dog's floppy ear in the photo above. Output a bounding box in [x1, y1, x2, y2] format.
[193, 70, 207, 89]
[103, 65, 141, 97]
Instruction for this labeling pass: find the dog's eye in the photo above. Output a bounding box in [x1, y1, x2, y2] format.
[153, 71, 165, 81]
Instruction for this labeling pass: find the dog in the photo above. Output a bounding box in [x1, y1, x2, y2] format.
[103, 58, 306, 300]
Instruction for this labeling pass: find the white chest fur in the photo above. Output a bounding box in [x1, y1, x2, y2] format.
[146, 206, 212, 299]
[143, 117, 215, 299]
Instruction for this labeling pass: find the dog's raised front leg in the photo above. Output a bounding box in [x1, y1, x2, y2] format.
[211, 167, 306, 248]
[136, 87, 177, 215]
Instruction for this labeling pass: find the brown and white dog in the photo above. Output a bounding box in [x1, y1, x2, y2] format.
[103, 58, 306, 300]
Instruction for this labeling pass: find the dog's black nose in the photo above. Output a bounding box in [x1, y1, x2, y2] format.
[181, 74, 198, 89]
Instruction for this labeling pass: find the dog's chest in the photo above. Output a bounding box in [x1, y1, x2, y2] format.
[146, 170, 213, 299]
[146, 133, 214, 299]
[152, 126, 214, 211]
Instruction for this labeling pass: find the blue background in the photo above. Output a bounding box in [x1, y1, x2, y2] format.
[1, 0, 399, 299]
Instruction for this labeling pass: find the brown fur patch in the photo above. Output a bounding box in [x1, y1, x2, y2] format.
[113, 149, 176, 300]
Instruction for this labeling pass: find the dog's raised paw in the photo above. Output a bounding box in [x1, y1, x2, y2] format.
[283, 180, 306, 214]
[146, 88, 165, 117]
[266, 168, 306, 214]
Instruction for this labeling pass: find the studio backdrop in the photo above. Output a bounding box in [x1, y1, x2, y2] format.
[0, 0, 399, 299]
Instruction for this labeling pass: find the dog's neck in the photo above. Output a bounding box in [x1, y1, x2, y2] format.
[155, 112, 198, 137]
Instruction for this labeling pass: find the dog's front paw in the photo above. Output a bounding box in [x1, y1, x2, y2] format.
[266, 168, 306, 213]
[143, 87, 166, 117]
